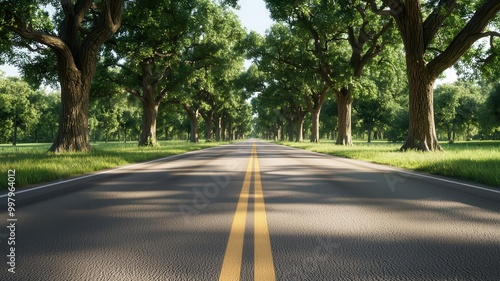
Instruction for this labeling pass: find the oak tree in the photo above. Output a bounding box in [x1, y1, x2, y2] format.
[368, 0, 500, 150]
[1, 0, 124, 152]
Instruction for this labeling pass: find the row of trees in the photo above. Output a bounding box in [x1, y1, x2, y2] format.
[248, 0, 500, 151]
[0, 74, 252, 145]
[3, 71, 498, 146]
[1, 0, 252, 151]
[2, 1, 500, 152]
[252, 78, 500, 142]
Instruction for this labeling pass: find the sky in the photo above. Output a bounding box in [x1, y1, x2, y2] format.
[233, 0, 274, 35]
[0, 1, 456, 84]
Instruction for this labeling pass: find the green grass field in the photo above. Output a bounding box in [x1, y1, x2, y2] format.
[0, 141, 232, 189]
[279, 140, 500, 188]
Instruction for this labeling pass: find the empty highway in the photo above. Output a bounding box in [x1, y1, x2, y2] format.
[1, 140, 500, 280]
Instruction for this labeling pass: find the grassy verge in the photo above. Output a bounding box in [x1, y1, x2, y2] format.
[279, 140, 500, 188]
[0, 141, 232, 189]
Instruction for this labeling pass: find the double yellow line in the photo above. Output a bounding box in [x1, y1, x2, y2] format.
[219, 144, 275, 281]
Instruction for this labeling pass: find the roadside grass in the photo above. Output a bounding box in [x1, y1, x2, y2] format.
[0, 140, 231, 189]
[279, 140, 500, 188]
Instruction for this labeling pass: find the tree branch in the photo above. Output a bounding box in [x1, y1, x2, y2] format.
[422, 0, 457, 50]
[60, 0, 75, 17]
[73, 0, 94, 25]
[155, 87, 169, 105]
[80, 0, 123, 72]
[366, 0, 398, 17]
[359, 18, 393, 67]
[105, 73, 142, 101]
[9, 20, 77, 71]
[428, 0, 500, 78]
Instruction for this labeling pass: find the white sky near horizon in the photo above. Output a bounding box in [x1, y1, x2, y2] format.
[0, 0, 457, 84]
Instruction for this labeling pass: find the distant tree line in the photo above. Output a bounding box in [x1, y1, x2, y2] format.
[0, 74, 252, 145]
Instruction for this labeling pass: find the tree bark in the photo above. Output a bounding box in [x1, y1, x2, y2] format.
[287, 117, 294, 141]
[304, 86, 328, 143]
[401, 74, 441, 151]
[280, 122, 285, 141]
[296, 113, 305, 142]
[228, 123, 234, 141]
[395, 1, 441, 151]
[139, 96, 159, 146]
[50, 69, 91, 152]
[335, 88, 353, 145]
[190, 117, 199, 143]
[310, 107, 321, 143]
[215, 116, 222, 142]
[201, 110, 214, 141]
[273, 124, 279, 141]
[221, 119, 227, 141]
[183, 104, 199, 143]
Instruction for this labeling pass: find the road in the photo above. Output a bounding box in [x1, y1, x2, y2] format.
[1, 140, 500, 280]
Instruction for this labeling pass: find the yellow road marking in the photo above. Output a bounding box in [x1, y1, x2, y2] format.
[253, 146, 276, 281]
[219, 143, 275, 281]
[218, 146, 253, 281]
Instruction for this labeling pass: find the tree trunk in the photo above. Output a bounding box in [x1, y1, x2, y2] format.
[390, 0, 442, 151]
[310, 107, 321, 143]
[12, 115, 18, 146]
[287, 117, 294, 141]
[184, 104, 199, 143]
[50, 71, 91, 152]
[139, 97, 159, 146]
[367, 127, 372, 143]
[190, 116, 199, 143]
[229, 124, 234, 141]
[280, 122, 285, 141]
[400, 68, 441, 151]
[335, 88, 353, 145]
[296, 114, 304, 142]
[221, 119, 227, 141]
[41, 0, 123, 153]
[215, 116, 221, 142]
[202, 111, 214, 141]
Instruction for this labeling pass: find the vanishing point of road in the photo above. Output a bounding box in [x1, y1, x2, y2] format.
[1, 140, 500, 280]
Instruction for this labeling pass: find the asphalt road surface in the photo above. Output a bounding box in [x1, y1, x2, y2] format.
[1, 140, 500, 281]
